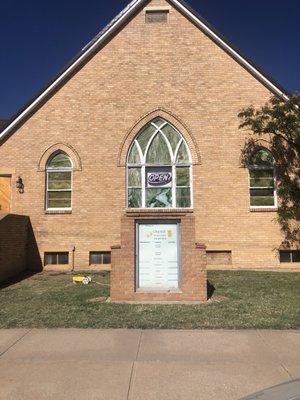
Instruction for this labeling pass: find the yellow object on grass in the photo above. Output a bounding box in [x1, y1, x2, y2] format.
[73, 276, 91, 285]
[72, 275, 110, 287]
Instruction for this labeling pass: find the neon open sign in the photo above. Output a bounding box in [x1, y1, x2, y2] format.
[147, 172, 172, 187]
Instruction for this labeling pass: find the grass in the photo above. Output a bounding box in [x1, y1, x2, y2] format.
[0, 271, 299, 329]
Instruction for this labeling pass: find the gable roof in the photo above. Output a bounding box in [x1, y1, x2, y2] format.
[0, 0, 290, 142]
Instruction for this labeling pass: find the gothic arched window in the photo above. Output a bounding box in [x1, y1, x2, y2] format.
[127, 118, 192, 209]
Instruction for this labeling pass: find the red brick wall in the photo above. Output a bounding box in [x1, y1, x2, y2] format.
[111, 212, 207, 302]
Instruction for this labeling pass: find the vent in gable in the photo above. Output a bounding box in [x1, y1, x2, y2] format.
[145, 10, 169, 24]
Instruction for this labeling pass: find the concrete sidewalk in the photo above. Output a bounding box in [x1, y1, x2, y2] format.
[0, 329, 299, 400]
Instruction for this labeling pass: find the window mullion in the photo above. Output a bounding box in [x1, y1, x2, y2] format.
[144, 127, 160, 159]
[273, 167, 277, 208]
[127, 120, 192, 210]
[249, 163, 276, 208]
[46, 171, 49, 209]
[46, 158, 72, 210]
[142, 165, 146, 208]
[172, 165, 176, 208]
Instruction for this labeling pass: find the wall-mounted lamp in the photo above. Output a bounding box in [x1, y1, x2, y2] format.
[16, 176, 24, 194]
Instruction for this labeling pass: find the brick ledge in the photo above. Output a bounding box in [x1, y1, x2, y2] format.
[250, 207, 278, 213]
[45, 210, 72, 215]
[125, 208, 193, 215]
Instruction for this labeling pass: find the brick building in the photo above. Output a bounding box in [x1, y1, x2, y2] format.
[0, 0, 299, 298]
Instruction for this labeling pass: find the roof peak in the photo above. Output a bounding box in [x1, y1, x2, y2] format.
[0, 0, 290, 142]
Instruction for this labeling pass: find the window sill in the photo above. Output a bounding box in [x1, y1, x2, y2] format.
[45, 209, 72, 215]
[89, 264, 112, 271]
[280, 262, 300, 266]
[44, 264, 71, 272]
[136, 289, 182, 294]
[250, 207, 278, 213]
[126, 208, 193, 214]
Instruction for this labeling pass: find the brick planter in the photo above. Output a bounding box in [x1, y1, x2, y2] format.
[111, 212, 207, 302]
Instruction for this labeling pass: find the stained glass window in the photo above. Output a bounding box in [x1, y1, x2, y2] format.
[127, 118, 192, 209]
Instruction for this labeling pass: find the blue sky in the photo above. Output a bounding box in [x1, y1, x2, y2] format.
[0, 0, 299, 119]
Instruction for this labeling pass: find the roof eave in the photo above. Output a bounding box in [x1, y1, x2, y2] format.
[0, 0, 290, 142]
[0, 0, 146, 142]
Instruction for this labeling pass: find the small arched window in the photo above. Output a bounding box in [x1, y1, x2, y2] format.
[127, 118, 192, 209]
[46, 152, 72, 210]
[248, 149, 276, 208]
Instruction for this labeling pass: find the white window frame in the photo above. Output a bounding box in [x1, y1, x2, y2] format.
[248, 164, 277, 210]
[126, 119, 193, 209]
[45, 154, 73, 211]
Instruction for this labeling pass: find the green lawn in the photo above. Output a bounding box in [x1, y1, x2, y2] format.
[0, 271, 299, 329]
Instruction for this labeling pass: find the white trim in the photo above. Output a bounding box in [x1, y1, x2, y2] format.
[190, 163, 194, 209]
[144, 6, 171, 11]
[0, 0, 144, 142]
[0, 0, 289, 143]
[174, 138, 183, 162]
[171, 0, 289, 100]
[248, 166, 277, 209]
[127, 118, 193, 209]
[134, 140, 143, 163]
[141, 165, 146, 207]
[172, 164, 176, 208]
[46, 168, 73, 211]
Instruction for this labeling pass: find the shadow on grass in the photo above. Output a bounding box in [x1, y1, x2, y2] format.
[0, 270, 38, 290]
[207, 280, 215, 299]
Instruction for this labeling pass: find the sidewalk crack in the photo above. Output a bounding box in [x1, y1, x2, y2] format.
[257, 331, 294, 380]
[127, 330, 143, 400]
[280, 362, 293, 380]
[0, 329, 32, 358]
[135, 330, 143, 361]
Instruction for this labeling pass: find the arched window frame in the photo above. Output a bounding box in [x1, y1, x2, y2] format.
[126, 118, 193, 209]
[45, 151, 73, 211]
[248, 149, 277, 209]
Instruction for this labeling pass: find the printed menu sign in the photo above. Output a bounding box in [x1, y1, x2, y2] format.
[138, 223, 179, 289]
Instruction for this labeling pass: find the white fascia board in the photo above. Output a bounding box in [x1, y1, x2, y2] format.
[0, 0, 289, 142]
[171, 0, 289, 100]
[0, 0, 145, 142]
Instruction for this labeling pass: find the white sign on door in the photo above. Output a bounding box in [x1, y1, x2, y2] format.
[137, 223, 179, 290]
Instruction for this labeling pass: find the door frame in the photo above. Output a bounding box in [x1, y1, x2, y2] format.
[0, 174, 12, 213]
[135, 219, 181, 292]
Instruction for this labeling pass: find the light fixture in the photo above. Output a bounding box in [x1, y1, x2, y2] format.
[16, 176, 24, 193]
